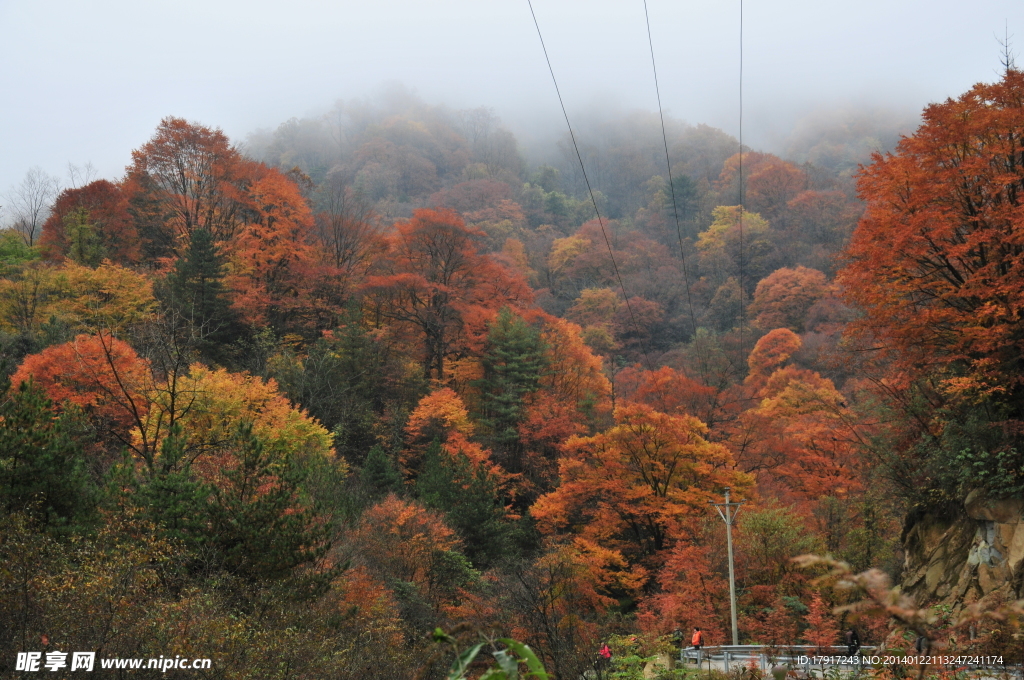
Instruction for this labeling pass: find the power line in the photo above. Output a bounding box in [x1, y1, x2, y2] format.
[526, 0, 657, 374]
[641, 0, 708, 385]
[738, 0, 746, 362]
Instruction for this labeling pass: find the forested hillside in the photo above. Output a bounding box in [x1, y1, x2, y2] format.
[3, 69, 1024, 678]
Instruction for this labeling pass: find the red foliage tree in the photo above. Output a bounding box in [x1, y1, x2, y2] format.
[740, 366, 862, 499]
[127, 117, 328, 329]
[40, 180, 140, 264]
[718, 152, 806, 225]
[614, 365, 724, 430]
[228, 162, 320, 327]
[345, 494, 459, 605]
[840, 69, 1024, 397]
[639, 541, 729, 641]
[746, 328, 803, 386]
[737, 330, 864, 499]
[401, 386, 497, 480]
[746, 159, 807, 226]
[127, 116, 244, 247]
[742, 594, 799, 647]
[364, 208, 531, 381]
[517, 316, 613, 472]
[612, 296, 664, 352]
[804, 593, 840, 650]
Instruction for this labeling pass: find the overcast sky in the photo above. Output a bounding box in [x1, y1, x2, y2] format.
[1, 0, 1022, 194]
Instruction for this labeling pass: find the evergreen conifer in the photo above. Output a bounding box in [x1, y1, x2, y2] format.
[206, 422, 329, 581]
[163, 227, 239, 363]
[64, 208, 105, 266]
[416, 440, 509, 569]
[136, 424, 210, 553]
[0, 380, 96, 530]
[474, 308, 547, 468]
[361, 444, 403, 496]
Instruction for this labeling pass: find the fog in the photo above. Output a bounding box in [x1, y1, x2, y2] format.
[1, 0, 1021, 194]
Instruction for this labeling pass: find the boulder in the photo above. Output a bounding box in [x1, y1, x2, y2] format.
[964, 489, 1024, 523]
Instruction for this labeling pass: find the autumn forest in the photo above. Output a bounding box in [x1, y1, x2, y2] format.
[4, 65, 1024, 678]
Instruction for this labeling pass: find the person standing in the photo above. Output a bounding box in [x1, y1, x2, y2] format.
[845, 628, 860, 657]
[691, 627, 706, 668]
[597, 642, 612, 676]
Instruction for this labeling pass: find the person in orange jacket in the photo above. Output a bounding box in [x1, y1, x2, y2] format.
[692, 627, 705, 649]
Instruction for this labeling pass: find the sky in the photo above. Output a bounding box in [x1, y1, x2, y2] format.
[1, 0, 1022, 195]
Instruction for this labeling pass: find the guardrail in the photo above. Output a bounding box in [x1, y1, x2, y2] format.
[680, 646, 1023, 678]
[681, 645, 877, 673]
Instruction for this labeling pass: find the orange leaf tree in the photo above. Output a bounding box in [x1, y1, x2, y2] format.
[518, 317, 612, 468]
[749, 266, 828, 333]
[498, 538, 635, 678]
[10, 333, 151, 457]
[742, 594, 800, 648]
[402, 386, 496, 479]
[737, 330, 865, 500]
[128, 117, 327, 332]
[227, 162, 320, 328]
[614, 364, 727, 432]
[532, 402, 751, 577]
[639, 541, 730, 641]
[345, 494, 461, 604]
[804, 593, 840, 650]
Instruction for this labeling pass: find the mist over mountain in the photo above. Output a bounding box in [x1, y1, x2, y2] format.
[1, 0, 1015, 194]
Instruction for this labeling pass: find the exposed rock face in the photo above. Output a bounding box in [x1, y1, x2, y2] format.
[902, 491, 1024, 610]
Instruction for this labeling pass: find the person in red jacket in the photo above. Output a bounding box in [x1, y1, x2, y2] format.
[692, 627, 705, 649]
[597, 642, 613, 676]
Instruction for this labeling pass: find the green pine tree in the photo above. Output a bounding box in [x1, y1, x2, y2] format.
[135, 424, 211, 552]
[269, 306, 426, 461]
[205, 422, 330, 582]
[360, 444, 403, 496]
[416, 440, 510, 569]
[0, 379, 97, 531]
[473, 307, 548, 469]
[64, 207, 105, 266]
[162, 227, 239, 363]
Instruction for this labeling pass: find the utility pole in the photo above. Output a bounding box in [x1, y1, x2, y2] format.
[711, 487, 745, 646]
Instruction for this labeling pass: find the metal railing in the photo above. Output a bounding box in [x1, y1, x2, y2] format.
[680, 646, 1024, 678]
[681, 645, 876, 673]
